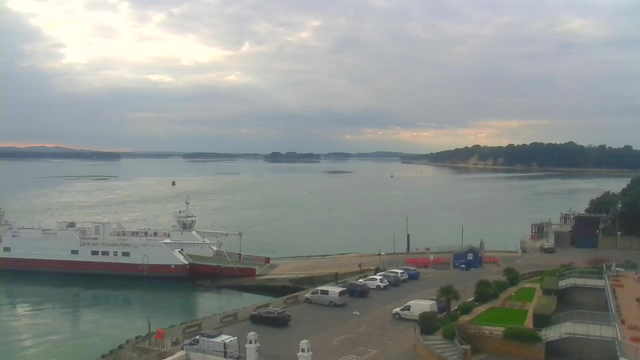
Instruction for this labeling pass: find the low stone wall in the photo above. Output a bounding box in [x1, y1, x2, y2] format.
[469, 334, 545, 360]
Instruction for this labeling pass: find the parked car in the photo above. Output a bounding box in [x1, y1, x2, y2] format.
[401, 266, 421, 280]
[343, 281, 370, 298]
[540, 243, 556, 253]
[304, 286, 349, 306]
[249, 307, 291, 326]
[377, 271, 401, 286]
[427, 297, 447, 314]
[360, 276, 389, 290]
[386, 269, 409, 282]
[392, 300, 438, 320]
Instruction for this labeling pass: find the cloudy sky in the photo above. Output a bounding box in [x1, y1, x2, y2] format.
[1, 0, 639, 153]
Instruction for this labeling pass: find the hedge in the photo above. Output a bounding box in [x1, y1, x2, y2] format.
[503, 327, 543, 343]
[457, 301, 475, 315]
[492, 280, 509, 293]
[532, 295, 557, 328]
[442, 322, 457, 341]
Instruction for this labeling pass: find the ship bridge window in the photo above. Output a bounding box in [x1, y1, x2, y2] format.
[122, 252, 131, 257]
[91, 250, 99, 256]
[101, 251, 109, 256]
[3, 247, 10, 252]
[113, 251, 118, 256]
[71, 250, 79, 255]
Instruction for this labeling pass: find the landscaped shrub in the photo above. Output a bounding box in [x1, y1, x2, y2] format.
[442, 322, 457, 341]
[418, 311, 440, 335]
[532, 295, 557, 328]
[503, 327, 543, 343]
[503, 267, 521, 286]
[447, 311, 460, 322]
[457, 301, 475, 315]
[475, 280, 499, 303]
[492, 280, 509, 293]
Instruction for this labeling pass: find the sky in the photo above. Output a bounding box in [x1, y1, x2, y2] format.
[1, 0, 639, 153]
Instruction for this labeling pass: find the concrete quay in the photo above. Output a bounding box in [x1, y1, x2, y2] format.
[104, 248, 640, 360]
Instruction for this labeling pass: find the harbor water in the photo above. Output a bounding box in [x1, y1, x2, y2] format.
[0, 158, 633, 360]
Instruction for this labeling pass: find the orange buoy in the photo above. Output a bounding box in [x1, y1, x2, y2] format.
[156, 329, 165, 340]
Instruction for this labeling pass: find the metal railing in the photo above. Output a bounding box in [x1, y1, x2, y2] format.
[603, 264, 640, 360]
[551, 310, 612, 325]
[542, 321, 616, 341]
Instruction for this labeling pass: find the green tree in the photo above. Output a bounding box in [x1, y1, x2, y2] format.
[437, 284, 461, 314]
[619, 176, 640, 236]
[474, 279, 498, 303]
[503, 267, 521, 286]
[585, 191, 620, 224]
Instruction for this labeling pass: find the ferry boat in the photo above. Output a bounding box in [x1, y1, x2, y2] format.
[0, 199, 267, 278]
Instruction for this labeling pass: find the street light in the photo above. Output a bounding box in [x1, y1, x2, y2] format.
[615, 201, 622, 267]
[393, 234, 396, 254]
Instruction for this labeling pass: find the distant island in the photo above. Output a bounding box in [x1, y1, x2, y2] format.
[324, 151, 411, 160]
[183, 152, 263, 160]
[401, 142, 640, 171]
[1, 146, 120, 160]
[263, 152, 321, 163]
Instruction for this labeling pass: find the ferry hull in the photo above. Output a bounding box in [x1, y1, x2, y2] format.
[0, 258, 190, 277]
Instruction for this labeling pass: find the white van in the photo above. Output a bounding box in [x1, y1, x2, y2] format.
[392, 300, 438, 320]
[304, 286, 349, 306]
[183, 331, 240, 359]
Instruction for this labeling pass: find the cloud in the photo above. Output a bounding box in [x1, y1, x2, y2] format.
[1, 0, 639, 152]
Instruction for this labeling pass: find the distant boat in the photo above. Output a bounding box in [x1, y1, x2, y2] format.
[391, 173, 394, 178]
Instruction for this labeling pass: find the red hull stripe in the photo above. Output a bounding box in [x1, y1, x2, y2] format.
[0, 258, 189, 277]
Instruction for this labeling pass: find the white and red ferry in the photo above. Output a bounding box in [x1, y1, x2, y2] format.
[0, 199, 267, 278]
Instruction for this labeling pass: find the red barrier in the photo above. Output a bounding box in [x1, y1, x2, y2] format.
[484, 256, 500, 265]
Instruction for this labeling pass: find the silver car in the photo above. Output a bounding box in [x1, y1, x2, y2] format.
[304, 286, 349, 306]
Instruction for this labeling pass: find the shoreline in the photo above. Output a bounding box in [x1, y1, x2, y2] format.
[401, 160, 640, 174]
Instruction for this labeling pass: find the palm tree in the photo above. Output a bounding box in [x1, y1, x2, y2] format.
[437, 284, 461, 314]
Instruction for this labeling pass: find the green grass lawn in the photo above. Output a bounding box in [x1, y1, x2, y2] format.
[471, 307, 529, 327]
[525, 277, 541, 284]
[506, 287, 537, 302]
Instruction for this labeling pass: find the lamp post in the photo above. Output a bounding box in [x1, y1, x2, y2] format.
[615, 201, 621, 268]
[393, 234, 396, 254]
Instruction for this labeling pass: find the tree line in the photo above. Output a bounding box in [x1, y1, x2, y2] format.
[403, 142, 640, 170]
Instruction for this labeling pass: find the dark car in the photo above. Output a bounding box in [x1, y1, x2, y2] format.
[343, 281, 370, 298]
[377, 271, 401, 286]
[540, 243, 556, 253]
[249, 307, 291, 326]
[401, 266, 421, 280]
[428, 297, 447, 314]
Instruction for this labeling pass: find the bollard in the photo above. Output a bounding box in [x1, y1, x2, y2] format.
[246, 332, 260, 360]
[298, 340, 312, 360]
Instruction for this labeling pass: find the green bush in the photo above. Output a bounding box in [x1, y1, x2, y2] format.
[442, 322, 457, 341]
[447, 311, 460, 322]
[457, 301, 475, 315]
[503, 327, 543, 343]
[503, 267, 521, 286]
[418, 311, 440, 335]
[492, 280, 509, 293]
[474, 280, 499, 303]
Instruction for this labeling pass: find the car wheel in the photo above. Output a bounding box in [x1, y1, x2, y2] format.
[376, 285, 382, 290]
[305, 298, 312, 304]
[329, 301, 336, 307]
[394, 313, 401, 320]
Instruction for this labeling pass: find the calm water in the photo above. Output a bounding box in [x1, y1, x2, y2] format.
[0, 158, 633, 360]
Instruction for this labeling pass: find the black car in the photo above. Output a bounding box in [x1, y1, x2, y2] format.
[540, 243, 556, 253]
[249, 307, 291, 326]
[343, 281, 370, 298]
